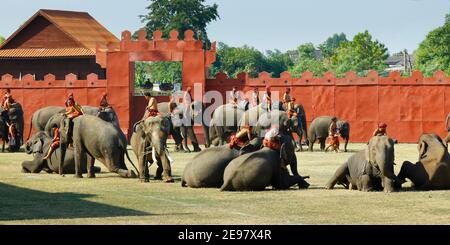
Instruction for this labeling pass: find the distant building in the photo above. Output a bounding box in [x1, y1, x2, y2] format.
[385, 51, 415, 73]
[0, 9, 119, 80]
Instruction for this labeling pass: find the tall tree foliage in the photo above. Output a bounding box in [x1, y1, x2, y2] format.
[265, 50, 294, 77]
[0, 36, 5, 45]
[289, 43, 326, 76]
[136, 0, 219, 87]
[319, 33, 348, 61]
[330, 30, 388, 76]
[415, 14, 450, 76]
[140, 0, 219, 45]
[210, 42, 267, 78]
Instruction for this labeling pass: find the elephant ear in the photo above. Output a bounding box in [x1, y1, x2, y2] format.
[365, 140, 373, 164]
[33, 138, 44, 154]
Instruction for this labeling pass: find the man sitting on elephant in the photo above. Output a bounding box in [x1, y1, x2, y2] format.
[43, 124, 60, 160]
[64, 93, 84, 144]
[263, 126, 282, 151]
[263, 86, 272, 112]
[230, 87, 242, 107]
[228, 124, 253, 150]
[144, 92, 161, 118]
[283, 88, 296, 113]
[99, 93, 111, 111]
[373, 123, 388, 137]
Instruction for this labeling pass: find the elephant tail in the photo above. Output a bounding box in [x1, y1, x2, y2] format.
[125, 148, 139, 174]
[220, 179, 234, 192]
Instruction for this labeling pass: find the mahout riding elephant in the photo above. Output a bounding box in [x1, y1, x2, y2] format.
[21, 131, 101, 174]
[130, 116, 174, 183]
[308, 116, 350, 152]
[181, 138, 262, 188]
[0, 103, 24, 151]
[58, 115, 137, 178]
[290, 104, 308, 151]
[326, 136, 402, 192]
[209, 104, 247, 146]
[43, 106, 121, 137]
[221, 136, 309, 191]
[397, 134, 450, 190]
[157, 102, 184, 152]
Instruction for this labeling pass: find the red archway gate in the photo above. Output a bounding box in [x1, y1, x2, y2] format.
[96, 29, 216, 137]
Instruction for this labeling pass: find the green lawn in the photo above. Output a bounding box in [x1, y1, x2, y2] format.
[0, 143, 449, 225]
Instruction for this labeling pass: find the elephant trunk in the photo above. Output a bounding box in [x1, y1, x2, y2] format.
[376, 150, 399, 192]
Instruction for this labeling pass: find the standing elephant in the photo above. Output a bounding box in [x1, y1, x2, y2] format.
[209, 104, 246, 146]
[397, 134, 450, 190]
[221, 137, 309, 191]
[256, 110, 298, 137]
[158, 102, 184, 152]
[326, 136, 402, 192]
[292, 104, 308, 151]
[308, 116, 350, 152]
[130, 116, 173, 183]
[21, 131, 101, 174]
[58, 115, 137, 178]
[181, 145, 241, 188]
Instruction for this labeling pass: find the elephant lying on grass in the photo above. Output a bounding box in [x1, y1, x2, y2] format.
[181, 139, 262, 188]
[326, 136, 402, 192]
[398, 134, 450, 190]
[22, 132, 100, 174]
[221, 137, 309, 191]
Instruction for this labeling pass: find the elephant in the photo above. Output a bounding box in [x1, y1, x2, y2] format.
[28, 106, 65, 138]
[291, 104, 308, 151]
[209, 104, 247, 146]
[308, 116, 350, 152]
[325, 136, 402, 192]
[181, 139, 262, 188]
[58, 115, 137, 178]
[157, 102, 184, 152]
[130, 116, 173, 183]
[43, 106, 121, 137]
[255, 110, 298, 138]
[0, 104, 23, 152]
[21, 131, 101, 174]
[220, 136, 309, 191]
[397, 134, 450, 190]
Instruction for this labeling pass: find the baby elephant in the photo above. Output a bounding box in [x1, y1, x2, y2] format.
[397, 134, 450, 190]
[326, 136, 402, 192]
[221, 139, 309, 191]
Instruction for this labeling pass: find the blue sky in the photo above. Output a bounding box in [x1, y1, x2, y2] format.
[0, 0, 449, 54]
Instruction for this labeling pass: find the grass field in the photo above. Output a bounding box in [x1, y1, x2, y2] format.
[0, 143, 449, 225]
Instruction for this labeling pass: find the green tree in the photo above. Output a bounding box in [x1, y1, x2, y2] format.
[265, 50, 294, 77]
[140, 0, 219, 45]
[415, 15, 450, 76]
[319, 33, 348, 60]
[0, 36, 5, 45]
[331, 30, 389, 76]
[289, 43, 326, 76]
[210, 42, 267, 78]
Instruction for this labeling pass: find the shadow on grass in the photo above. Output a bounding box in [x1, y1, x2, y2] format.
[0, 183, 152, 221]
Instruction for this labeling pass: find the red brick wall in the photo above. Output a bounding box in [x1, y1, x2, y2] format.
[205, 70, 450, 143]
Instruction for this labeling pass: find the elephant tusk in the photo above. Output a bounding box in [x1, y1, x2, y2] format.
[152, 147, 158, 165]
[165, 148, 174, 164]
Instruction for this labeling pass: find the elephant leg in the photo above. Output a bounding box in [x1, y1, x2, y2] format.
[188, 127, 201, 152]
[216, 127, 226, 146]
[276, 169, 308, 190]
[21, 160, 44, 173]
[180, 126, 191, 153]
[139, 154, 150, 182]
[296, 130, 303, 152]
[320, 138, 326, 151]
[308, 136, 315, 152]
[344, 137, 349, 152]
[203, 125, 211, 148]
[325, 163, 349, 189]
[155, 160, 163, 180]
[357, 175, 372, 192]
[398, 161, 429, 189]
[73, 141, 84, 178]
[86, 154, 96, 178]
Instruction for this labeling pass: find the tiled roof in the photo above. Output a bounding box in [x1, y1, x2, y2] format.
[0, 48, 94, 58]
